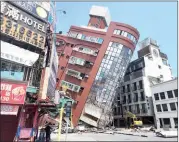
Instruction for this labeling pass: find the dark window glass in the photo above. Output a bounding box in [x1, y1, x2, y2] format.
[160, 92, 166, 100]
[127, 84, 130, 92]
[167, 91, 173, 98]
[139, 80, 143, 89]
[156, 104, 162, 112]
[174, 118, 178, 128]
[133, 82, 137, 91]
[128, 94, 131, 103]
[142, 104, 147, 113]
[136, 104, 140, 114]
[162, 104, 168, 111]
[1, 61, 11, 71]
[129, 106, 132, 112]
[122, 86, 125, 93]
[159, 118, 163, 128]
[154, 93, 159, 100]
[163, 118, 171, 128]
[174, 89, 178, 97]
[140, 91, 145, 101]
[123, 96, 126, 104]
[134, 93, 138, 102]
[170, 103, 176, 111]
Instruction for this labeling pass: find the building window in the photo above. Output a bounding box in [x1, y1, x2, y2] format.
[128, 94, 131, 103]
[113, 29, 121, 35]
[174, 118, 178, 128]
[127, 84, 130, 92]
[167, 91, 174, 98]
[169, 103, 176, 111]
[139, 80, 143, 89]
[154, 93, 159, 101]
[142, 103, 147, 113]
[98, 38, 104, 44]
[162, 104, 168, 111]
[66, 69, 81, 79]
[159, 118, 163, 128]
[160, 92, 166, 100]
[156, 104, 162, 112]
[136, 104, 140, 114]
[162, 59, 168, 65]
[134, 93, 138, 102]
[61, 80, 81, 92]
[163, 118, 171, 128]
[1, 61, 11, 71]
[140, 91, 145, 101]
[129, 105, 132, 112]
[174, 89, 178, 97]
[69, 56, 85, 66]
[123, 96, 126, 104]
[133, 82, 137, 91]
[122, 86, 125, 93]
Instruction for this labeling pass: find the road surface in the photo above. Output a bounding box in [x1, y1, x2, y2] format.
[51, 132, 177, 141]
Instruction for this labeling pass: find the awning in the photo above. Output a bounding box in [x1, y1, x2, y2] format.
[1, 41, 39, 66]
[38, 114, 59, 127]
[0, 104, 19, 115]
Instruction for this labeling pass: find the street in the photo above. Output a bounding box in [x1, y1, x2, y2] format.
[51, 132, 177, 141]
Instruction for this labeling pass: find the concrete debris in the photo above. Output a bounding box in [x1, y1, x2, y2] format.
[155, 130, 178, 138]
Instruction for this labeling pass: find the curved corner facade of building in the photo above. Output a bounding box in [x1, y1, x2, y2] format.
[56, 20, 140, 128]
[80, 22, 140, 128]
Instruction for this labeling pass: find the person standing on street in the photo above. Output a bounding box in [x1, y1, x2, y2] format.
[45, 125, 52, 142]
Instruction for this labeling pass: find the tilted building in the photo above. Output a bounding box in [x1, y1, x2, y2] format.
[56, 5, 140, 127]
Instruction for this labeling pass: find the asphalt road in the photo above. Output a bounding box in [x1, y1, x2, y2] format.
[51, 132, 177, 141]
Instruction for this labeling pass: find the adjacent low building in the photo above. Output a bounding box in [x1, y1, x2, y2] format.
[113, 38, 173, 127]
[151, 78, 178, 130]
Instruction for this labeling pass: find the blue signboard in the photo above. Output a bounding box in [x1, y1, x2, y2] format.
[10, 1, 49, 22]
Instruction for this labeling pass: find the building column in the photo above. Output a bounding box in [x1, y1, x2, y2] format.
[170, 117, 175, 129]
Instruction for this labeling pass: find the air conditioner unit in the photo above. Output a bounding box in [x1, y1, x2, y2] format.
[78, 76, 83, 80]
[85, 74, 89, 78]
[89, 62, 94, 65]
[93, 53, 98, 56]
[73, 47, 78, 51]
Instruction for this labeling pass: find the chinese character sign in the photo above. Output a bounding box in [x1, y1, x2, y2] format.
[0, 81, 27, 104]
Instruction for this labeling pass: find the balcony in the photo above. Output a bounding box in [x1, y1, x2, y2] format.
[72, 50, 96, 63]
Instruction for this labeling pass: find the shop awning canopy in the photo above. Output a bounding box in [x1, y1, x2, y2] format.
[1, 41, 39, 66]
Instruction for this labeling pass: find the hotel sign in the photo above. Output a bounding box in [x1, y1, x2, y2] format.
[0, 2, 47, 49]
[10, 1, 49, 22]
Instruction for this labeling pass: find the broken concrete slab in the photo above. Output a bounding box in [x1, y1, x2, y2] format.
[155, 131, 178, 138]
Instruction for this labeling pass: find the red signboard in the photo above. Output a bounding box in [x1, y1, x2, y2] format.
[0, 80, 27, 104]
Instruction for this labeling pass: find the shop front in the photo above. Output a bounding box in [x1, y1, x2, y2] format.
[0, 79, 27, 141]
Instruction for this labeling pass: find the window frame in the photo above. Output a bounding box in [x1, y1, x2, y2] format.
[169, 102, 176, 111]
[162, 104, 168, 112]
[167, 90, 174, 98]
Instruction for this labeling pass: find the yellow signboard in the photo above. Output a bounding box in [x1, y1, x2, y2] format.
[1, 16, 46, 49]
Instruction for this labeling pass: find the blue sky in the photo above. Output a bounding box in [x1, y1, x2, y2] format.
[56, 2, 177, 77]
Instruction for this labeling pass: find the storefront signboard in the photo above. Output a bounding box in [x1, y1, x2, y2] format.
[10, 2, 49, 22]
[0, 80, 27, 104]
[0, 2, 47, 49]
[0, 104, 19, 115]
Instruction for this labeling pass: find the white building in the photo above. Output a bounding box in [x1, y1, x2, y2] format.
[151, 78, 178, 130]
[113, 38, 173, 127]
